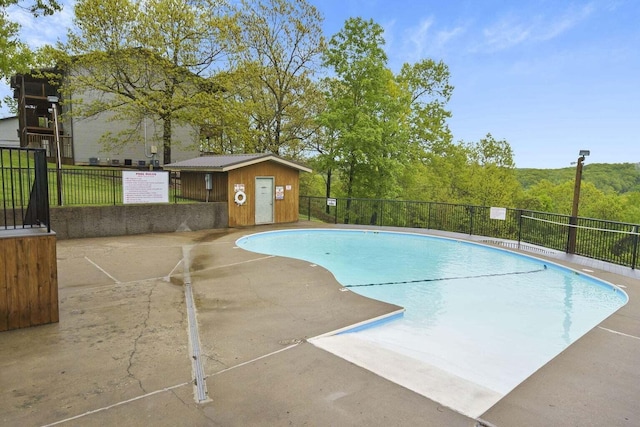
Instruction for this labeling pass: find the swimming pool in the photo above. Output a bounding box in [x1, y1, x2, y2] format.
[236, 229, 628, 416]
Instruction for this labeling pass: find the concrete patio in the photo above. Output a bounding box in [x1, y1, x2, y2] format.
[1, 222, 638, 426]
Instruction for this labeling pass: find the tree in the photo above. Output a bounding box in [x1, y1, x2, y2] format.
[317, 18, 454, 202]
[463, 133, 520, 207]
[398, 141, 470, 203]
[319, 18, 403, 201]
[397, 59, 453, 155]
[219, 0, 324, 158]
[1, 0, 61, 105]
[619, 192, 640, 224]
[55, 0, 236, 163]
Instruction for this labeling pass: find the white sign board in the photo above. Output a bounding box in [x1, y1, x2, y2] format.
[490, 207, 507, 221]
[327, 198, 337, 207]
[122, 171, 169, 204]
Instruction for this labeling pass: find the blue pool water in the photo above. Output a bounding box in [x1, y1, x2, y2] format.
[236, 229, 627, 396]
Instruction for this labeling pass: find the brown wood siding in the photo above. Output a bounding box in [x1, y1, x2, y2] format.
[227, 161, 301, 227]
[0, 233, 58, 331]
[180, 172, 228, 202]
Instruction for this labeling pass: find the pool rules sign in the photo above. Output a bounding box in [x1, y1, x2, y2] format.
[122, 171, 169, 204]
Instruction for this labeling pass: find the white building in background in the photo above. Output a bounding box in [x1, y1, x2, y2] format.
[10, 71, 199, 166]
[0, 116, 19, 147]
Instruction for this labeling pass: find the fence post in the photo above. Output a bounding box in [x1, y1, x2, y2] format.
[112, 170, 117, 205]
[632, 225, 639, 270]
[334, 199, 338, 224]
[307, 196, 311, 221]
[427, 202, 431, 230]
[469, 206, 474, 235]
[517, 210, 523, 245]
[567, 216, 578, 253]
[174, 173, 178, 204]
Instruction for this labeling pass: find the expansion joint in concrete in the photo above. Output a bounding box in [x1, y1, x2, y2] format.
[182, 245, 210, 404]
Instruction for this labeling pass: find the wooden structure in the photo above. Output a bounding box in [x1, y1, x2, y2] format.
[10, 72, 74, 164]
[164, 154, 311, 227]
[0, 230, 59, 331]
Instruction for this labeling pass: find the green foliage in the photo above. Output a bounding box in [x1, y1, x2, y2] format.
[1, 0, 61, 92]
[515, 163, 640, 223]
[212, 0, 325, 158]
[462, 134, 520, 207]
[619, 192, 640, 224]
[517, 163, 640, 194]
[317, 17, 453, 201]
[318, 18, 397, 199]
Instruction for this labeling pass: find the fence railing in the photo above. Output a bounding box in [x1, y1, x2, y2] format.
[300, 196, 640, 270]
[1, 147, 51, 232]
[45, 168, 183, 206]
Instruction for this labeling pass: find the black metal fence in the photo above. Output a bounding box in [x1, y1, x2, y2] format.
[300, 196, 640, 270]
[1, 147, 51, 231]
[45, 168, 182, 206]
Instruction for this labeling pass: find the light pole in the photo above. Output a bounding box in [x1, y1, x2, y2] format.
[47, 95, 63, 206]
[567, 149, 589, 253]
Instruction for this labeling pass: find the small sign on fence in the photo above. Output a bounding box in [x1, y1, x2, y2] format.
[327, 198, 337, 207]
[490, 207, 507, 220]
[122, 171, 169, 204]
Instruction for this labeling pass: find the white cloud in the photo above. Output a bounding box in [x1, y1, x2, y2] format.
[434, 26, 465, 50]
[397, 16, 465, 63]
[481, 16, 532, 51]
[477, 3, 596, 53]
[382, 19, 397, 54]
[537, 3, 595, 41]
[408, 17, 434, 55]
[7, 0, 75, 48]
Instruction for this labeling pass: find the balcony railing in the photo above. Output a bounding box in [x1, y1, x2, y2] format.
[25, 132, 73, 163]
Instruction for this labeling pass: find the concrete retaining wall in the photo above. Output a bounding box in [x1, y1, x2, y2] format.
[48, 203, 228, 239]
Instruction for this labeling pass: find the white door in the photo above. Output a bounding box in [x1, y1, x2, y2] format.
[255, 177, 274, 224]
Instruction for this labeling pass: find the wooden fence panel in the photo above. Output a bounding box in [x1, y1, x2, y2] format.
[0, 232, 58, 331]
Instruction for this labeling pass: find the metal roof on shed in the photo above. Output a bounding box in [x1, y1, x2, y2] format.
[163, 153, 311, 173]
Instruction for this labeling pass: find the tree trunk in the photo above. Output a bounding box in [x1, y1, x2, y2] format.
[163, 117, 172, 165]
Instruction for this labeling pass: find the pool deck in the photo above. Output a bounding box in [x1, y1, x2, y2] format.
[1, 222, 638, 426]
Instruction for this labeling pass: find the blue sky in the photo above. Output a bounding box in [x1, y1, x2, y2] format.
[3, 0, 639, 168]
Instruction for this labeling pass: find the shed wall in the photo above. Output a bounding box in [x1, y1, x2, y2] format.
[227, 162, 301, 227]
[181, 171, 228, 201]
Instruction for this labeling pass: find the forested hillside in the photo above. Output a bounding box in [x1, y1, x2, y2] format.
[517, 163, 640, 194]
